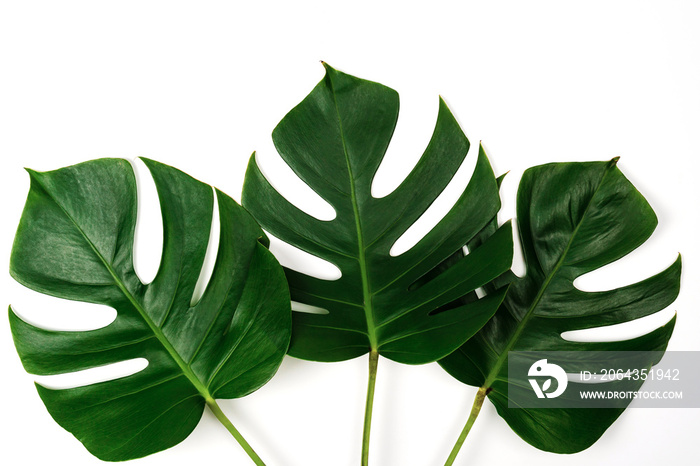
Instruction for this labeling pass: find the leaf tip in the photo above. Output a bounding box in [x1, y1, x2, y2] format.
[672, 253, 682, 275]
[321, 62, 348, 85]
[662, 312, 678, 331]
[138, 156, 157, 169]
[23, 167, 40, 178]
[609, 156, 620, 167]
[245, 151, 260, 170]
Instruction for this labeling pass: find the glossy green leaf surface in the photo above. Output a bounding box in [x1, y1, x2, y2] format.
[242, 64, 513, 364]
[9, 158, 291, 461]
[440, 159, 681, 453]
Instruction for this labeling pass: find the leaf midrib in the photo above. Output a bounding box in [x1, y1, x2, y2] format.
[327, 76, 378, 350]
[33, 175, 215, 402]
[482, 163, 615, 388]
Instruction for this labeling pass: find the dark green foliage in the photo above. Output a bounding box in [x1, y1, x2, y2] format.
[9, 158, 291, 461]
[242, 64, 513, 365]
[440, 159, 680, 453]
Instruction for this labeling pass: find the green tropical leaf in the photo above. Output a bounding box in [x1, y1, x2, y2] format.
[9, 158, 291, 463]
[439, 159, 681, 460]
[242, 63, 513, 365]
[242, 63, 513, 466]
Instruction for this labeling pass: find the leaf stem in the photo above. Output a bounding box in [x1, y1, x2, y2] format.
[362, 350, 379, 466]
[444, 387, 487, 466]
[206, 398, 266, 466]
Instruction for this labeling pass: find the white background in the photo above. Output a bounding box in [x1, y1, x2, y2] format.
[1, 1, 699, 465]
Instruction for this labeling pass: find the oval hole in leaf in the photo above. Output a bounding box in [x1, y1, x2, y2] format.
[561, 309, 676, 343]
[255, 150, 336, 221]
[266, 230, 342, 280]
[34, 358, 149, 390]
[291, 301, 330, 315]
[131, 158, 164, 285]
[10, 294, 116, 332]
[190, 187, 220, 306]
[573, 246, 678, 292]
[499, 169, 526, 278]
[371, 92, 437, 198]
[510, 219, 527, 278]
[389, 142, 478, 257]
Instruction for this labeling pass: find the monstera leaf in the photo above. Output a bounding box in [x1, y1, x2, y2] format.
[241, 63, 513, 465]
[439, 159, 681, 461]
[242, 63, 512, 365]
[9, 158, 290, 464]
